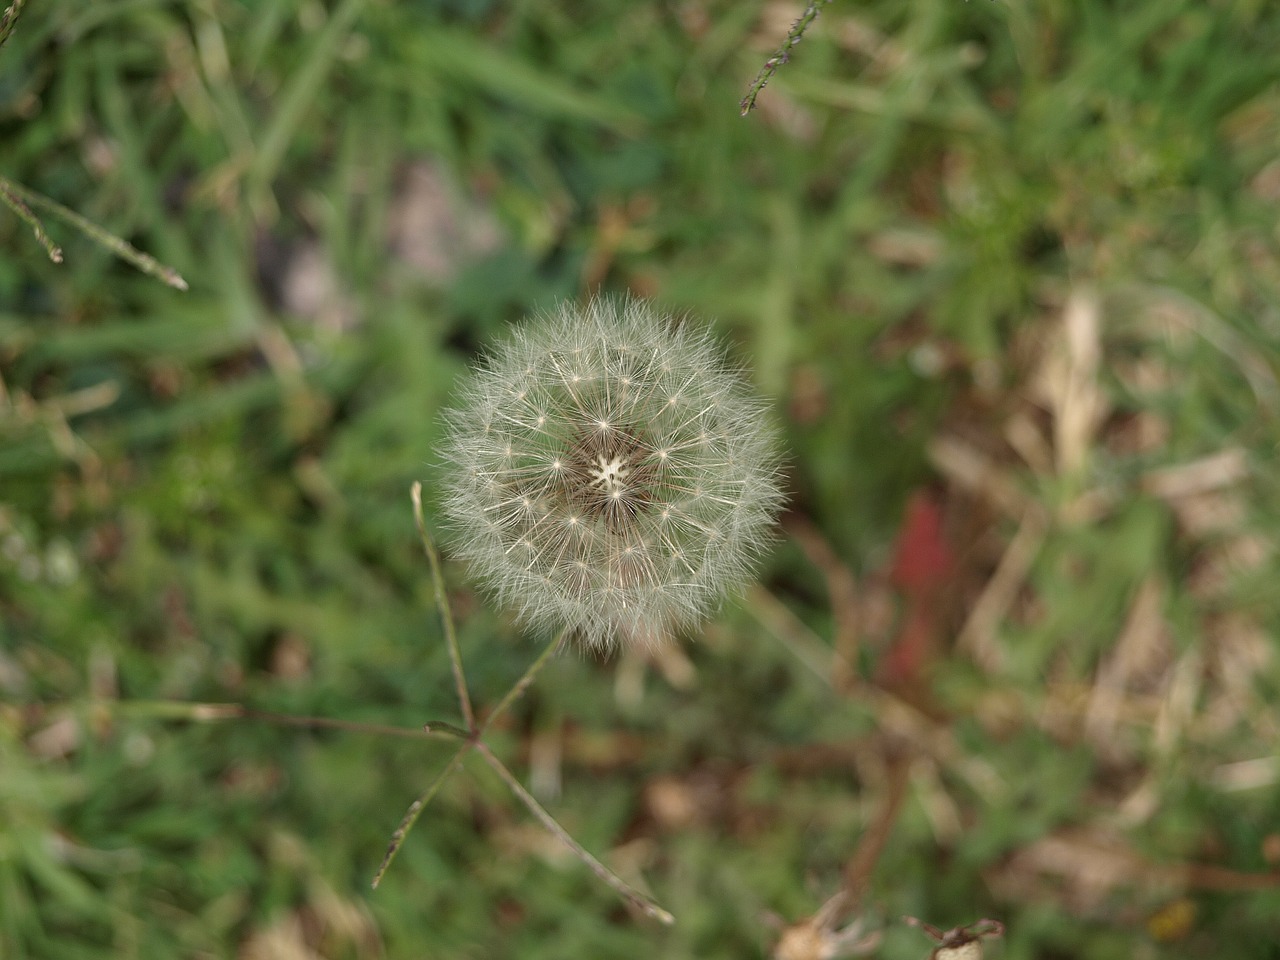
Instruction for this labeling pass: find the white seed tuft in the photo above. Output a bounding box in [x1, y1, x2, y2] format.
[438, 297, 785, 652]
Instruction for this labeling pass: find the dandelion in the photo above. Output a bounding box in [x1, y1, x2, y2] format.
[438, 297, 785, 651]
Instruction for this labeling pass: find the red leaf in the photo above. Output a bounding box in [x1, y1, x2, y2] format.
[889, 492, 954, 599]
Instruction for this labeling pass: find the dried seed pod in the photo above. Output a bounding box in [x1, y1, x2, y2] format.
[903, 917, 1005, 960]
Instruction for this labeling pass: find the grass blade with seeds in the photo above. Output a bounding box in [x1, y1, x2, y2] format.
[0, 176, 187, 289]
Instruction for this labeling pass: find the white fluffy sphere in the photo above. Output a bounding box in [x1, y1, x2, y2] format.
[439, 298, 784, 651]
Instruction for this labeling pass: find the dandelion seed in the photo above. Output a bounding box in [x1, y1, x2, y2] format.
[439, 297, 785, 651]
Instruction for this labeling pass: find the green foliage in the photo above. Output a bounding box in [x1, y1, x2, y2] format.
[3, 0, 1280, 957]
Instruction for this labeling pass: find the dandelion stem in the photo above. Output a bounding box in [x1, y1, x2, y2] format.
[412, 481, 475, 731]
[474, 739, 675, 925]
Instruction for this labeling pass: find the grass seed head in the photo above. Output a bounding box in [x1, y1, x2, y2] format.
[439, 297, 785, 652]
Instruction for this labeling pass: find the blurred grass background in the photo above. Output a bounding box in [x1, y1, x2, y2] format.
[3, 0, 1280, 957]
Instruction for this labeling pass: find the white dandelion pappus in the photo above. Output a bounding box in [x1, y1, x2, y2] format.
[438, 297, 785, 652]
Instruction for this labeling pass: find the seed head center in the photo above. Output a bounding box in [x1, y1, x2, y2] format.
[589, 454, 631, 493]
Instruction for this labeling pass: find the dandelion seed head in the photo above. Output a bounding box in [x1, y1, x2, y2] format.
[439, 297, 785, 652]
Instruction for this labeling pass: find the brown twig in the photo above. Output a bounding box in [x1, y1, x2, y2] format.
[371, 626, 565, 889]
[371, 742, 474, 889]
[841, 751, 912, 908]
[785, 514, 861, 689]
[412, 481, 474, 730]
[769, 746, 912, 959]
[109, 699, 451, 740]
[474, 740, 675, 925]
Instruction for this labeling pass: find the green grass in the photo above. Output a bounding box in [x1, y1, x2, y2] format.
[3, 0, 1280, 957]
